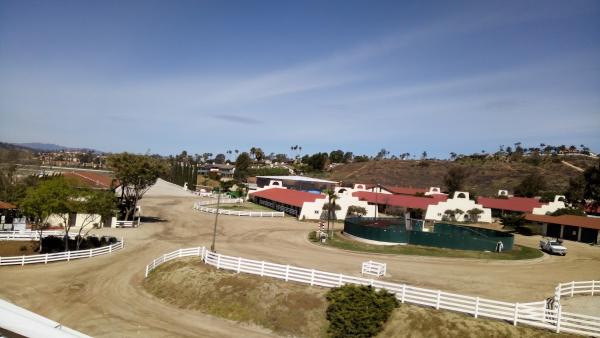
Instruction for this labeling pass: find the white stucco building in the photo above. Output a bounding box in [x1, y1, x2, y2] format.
[424, 192, 493, 223]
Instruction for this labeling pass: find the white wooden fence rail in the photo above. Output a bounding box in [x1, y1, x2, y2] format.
[195, 198, 244, 206]
[193, 200, 284, 217]
[555, 280, 599, 301]
[144, 247, 600, 337]
[0, 239, 124, 266]
[361, 260, 386, 277]
[0, 230, 77, 241]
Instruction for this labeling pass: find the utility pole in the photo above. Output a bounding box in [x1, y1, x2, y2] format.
[210, 188, 221, 252]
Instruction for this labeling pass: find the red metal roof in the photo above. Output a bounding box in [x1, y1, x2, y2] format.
[525, 214, 600, 230]
[352, 191, 446, 210]
[63, 171, 115, 189]
[0, 201, 17, 209]
[477, 196, 544, 213]
[250, 188, 325, 208]
[380, 186, 428, 195]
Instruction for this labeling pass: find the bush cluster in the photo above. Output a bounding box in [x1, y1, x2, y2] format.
[326, 285, 398, 338]
[40, 235, 118, 253]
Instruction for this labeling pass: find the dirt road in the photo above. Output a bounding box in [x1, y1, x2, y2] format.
[1, 181, 599, 337]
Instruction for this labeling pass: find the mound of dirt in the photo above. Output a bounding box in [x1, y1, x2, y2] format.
[145, 178, 198, 197]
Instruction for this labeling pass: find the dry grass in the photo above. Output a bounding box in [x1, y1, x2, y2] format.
[0, 240, 38, 256]
[144, 258, 328, 337]
[144, 259, 577, 338]
[327, 158, 597, 196]
[377, 303, 576, 338]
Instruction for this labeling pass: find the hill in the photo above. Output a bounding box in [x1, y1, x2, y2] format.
[327, 156, 598, 197]
[0, 142, 38, 164]
[13, 142, 101, 153]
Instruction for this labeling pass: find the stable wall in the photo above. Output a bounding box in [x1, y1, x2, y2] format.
[424, 191, 492, 223]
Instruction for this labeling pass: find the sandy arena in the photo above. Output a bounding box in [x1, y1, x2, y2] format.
[1, 180, 599, 337]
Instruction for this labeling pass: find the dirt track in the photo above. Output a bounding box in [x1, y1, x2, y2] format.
[1, 181, 599, 337]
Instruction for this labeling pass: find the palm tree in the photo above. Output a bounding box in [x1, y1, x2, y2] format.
[323, 189, 339, 237]
[250, 147, 257, 160]
[454, 209, 464, 221]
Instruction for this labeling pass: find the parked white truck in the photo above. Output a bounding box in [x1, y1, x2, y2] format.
[540, 239, 567, 256]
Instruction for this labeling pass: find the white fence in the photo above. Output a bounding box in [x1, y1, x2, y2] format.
[0, 239, 124, 266]
[115, 220, 139, 228]
[194, 198, 244, 206]
[193, 200, 284, 217]
[555, 280, 599, 302]
[144, 247, 600, 336]
[361, 261, 386, 277]
[0, 230, 77, 241]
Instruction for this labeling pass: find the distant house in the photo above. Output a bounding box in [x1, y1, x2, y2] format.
[198, 163, 235, 178]
[0, 201, 25, 231]
[525, 214, 600, 244]
[255, 175, 338, 192]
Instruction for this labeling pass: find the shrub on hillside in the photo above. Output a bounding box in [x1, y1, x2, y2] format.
[326, 285, 398, 338]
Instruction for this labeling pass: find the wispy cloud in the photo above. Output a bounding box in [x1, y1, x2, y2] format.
[211, 113, 261, 125]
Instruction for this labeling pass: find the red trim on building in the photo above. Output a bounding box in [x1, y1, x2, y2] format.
[250, 188, 325, 208]
[352, 191, 446, 210]
[477, 196, 544, 213]
[0, 201, 17, 209]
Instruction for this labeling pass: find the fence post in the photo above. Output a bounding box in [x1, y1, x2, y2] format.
[571, 281, 574, 297]
[285, 265, 290, 281]
[67, 251, 71, 262]
[592, 280, 595, 296]
[260, 261, 265, 276]
[21, 255, 24, 266]
[338, 274, 343, 286]
[145, 265, 149, 278]
[513, 303, 519, 326]
[474, 297, 479, 318]
[436, 290, 441, 310]
[89, 249, 92, 257]
[178, 249, 182, 258]
[237, 257, 242, 273]
[556, 305, 562, 333]
[401, 284, 406, 303]
[310, 270, 315, 286]
[45, 254, 48, 264]
[109, 245, 112, 253]
[217, 254, 221, 269]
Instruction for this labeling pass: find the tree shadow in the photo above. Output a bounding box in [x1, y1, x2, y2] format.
[139, 216, 168, 223]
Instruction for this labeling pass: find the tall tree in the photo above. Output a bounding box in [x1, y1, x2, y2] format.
[514, 173, 546, 198]
[583, 159, 600, 209]
[234, 152, 252, 181]
[214, 153, 226, 164]
[74, 189, 116, 249]
[108, 153, 167, 220]
[444, 167, 467, 196]
[20, 177, 74, 252]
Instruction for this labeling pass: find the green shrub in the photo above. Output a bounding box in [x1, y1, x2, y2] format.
[326, 285, 398, 338]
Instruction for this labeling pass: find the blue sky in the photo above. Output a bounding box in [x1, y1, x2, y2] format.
[0, 0, 599, 158]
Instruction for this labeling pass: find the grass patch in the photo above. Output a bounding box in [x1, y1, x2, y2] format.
[144, 258, 328, 337]
[377, 303, 573, 338]
[206, 202, 274, 212]
[310, 231, 542, 260]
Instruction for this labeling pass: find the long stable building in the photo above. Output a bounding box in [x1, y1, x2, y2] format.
[525, 214, 600, 244]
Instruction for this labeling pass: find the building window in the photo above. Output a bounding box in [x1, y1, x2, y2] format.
[315, 210, 319, 214]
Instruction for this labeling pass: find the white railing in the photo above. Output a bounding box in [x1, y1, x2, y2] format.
[555, 281, 599, 302]
[193, 205, 284, 217]
[144, 247, 600, 337]
[0, 230, 78, 241]
[194, 198, 244, 206]
[362, 261, 386, 277]
[115, 220, 139, 228]
[0, 298, 91, 338]
[0, 239, 124, 266]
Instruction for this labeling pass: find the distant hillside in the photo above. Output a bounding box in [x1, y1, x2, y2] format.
[327, 157, 598, 197]
[12, 142, 102, 153]
[0, 142, 38, 164]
